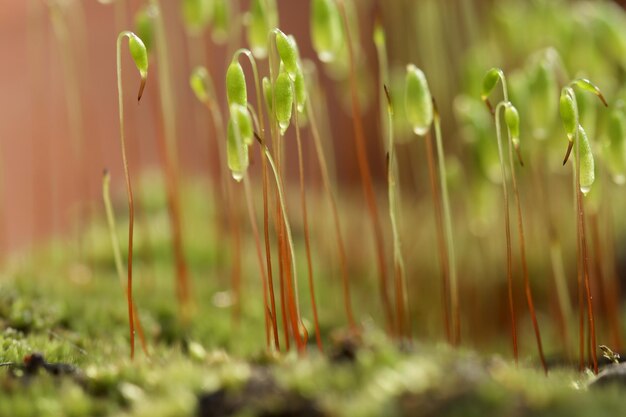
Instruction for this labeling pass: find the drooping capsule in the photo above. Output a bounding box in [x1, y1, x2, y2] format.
[527, 59, 557, 140]
[246, 0, 277, 58]
[212, 0, 231, 44]
[504, 104, 520, 145]
[274, 70, 294, 134]
[404, 64, 433, 136]
[123, 32, 149, 101]
[181, 0, 212, 35]
[231, 104, 254, 146]
[189, 66, 211, 103]
[227, 118, 249, 182]
[226, 60, 247, 107]
[606, 105, 626, 183]
[275, 30, 298, 81]
[310, 0, 342, 63]
[578, 126, 595, 195]
[504, 103, 524, 166]
[134, 5, 156, 53]
[560, 89, 577, 139]
[294, 67, 307, 113]
[572, 78, 608, 107]
[128, 33, 148, 78]
[481, 68, 504, 102]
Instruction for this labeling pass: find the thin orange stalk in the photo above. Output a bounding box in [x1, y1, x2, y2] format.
[306, 92, 355, 331]
[103, 170, 148, 356]
[243, 173, 272, 350]
[294, 101, 323, 352]
[150, 0, 191, 321]
[506, 130, 547, 373]
[589, 210, 619, 349]
[577, 183, 597, 373]
[235, 50, 279, 346]
[116, 33, 138, 359]
[337, 0, 391, 330]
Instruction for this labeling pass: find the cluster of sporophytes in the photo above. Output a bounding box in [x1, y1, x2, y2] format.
[30, 0, 626, 377]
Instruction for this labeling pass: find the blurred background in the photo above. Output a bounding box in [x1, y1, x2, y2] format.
[0, 0, 624, 251]
[4, 0, 626, 353]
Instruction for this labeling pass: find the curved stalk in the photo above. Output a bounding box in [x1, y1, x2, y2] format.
[565, 87, 597, 373]
[231, 104, 272, 350]
[234, 49, 279, 348]
[258, 137, 306, 351]
[267, 33, 291, 349]
[116, 31, 139, 359]
[504, 109, 547, 373]
[494, 101, 518, 364]
[248, 103, 304, 350]
[571, 92, 597, 374]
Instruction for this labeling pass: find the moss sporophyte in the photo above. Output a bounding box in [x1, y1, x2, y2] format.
[481, 68, 546, 373]
[560, 79, 608, 375]
[116, 30, 148, 359]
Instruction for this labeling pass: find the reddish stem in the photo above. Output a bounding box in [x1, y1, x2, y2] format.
[295, 112, 323, 352]
[337, 0, 392, 331]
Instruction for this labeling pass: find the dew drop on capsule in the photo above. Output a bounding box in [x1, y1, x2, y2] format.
[231, 171, 244, 182]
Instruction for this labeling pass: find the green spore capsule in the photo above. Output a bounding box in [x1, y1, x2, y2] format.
[560, 89, 576, 140]
[189, 66, 211, 103]
[504, 103, 520, 146]
[274, 70, 294, 134]
[405, 64, 433, 136]
[181, 0, 212, 35]
[481, 67, 503, 101]
[212, 0, 230, 44]
[578, 126, 595, 195]
[310, 0, 342, 63]
[572, 78, 608, 107]
[226, 60, 247, 107]
[275, 29, 298, 81]
[505, 103, 523, 165]
[294, 67, 306, 113]
[128, 33, 148, 79]
[134, 5, 156, 53]
[227, 119, 249, 182]
[247, 0, 277, 59]
[231, 104, 254, 146]
[528, 59, 557, 139]
[122, 32, 149, 101]
[607, 106, 626, 183]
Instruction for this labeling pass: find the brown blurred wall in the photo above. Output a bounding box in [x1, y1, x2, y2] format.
[0, 0, 383, 253]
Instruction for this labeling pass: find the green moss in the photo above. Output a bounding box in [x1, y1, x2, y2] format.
[0, 176, 623, 417]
